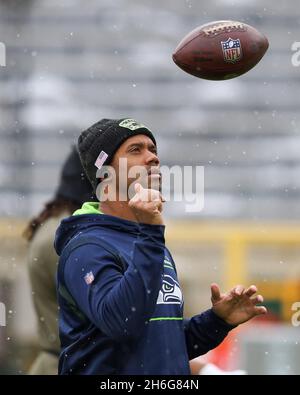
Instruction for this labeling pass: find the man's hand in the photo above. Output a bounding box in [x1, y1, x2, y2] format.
[129, 183, 165, 225]
[211, 283, 267, 326]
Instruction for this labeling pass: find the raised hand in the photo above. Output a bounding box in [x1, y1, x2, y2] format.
[128, 183, 165, 225]
[210, 283, 267, 326]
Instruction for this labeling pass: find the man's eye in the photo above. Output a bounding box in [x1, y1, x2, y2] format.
[163, 284, 173, 292]
[131, 147, 140, 152]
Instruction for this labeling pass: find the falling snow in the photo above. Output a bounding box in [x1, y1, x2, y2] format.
[0, 0, 299, 376]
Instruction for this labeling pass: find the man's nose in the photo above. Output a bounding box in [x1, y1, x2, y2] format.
[145, 150, 160, 166]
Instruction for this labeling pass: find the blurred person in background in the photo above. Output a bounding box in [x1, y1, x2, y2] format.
[23, 146, 95, 375]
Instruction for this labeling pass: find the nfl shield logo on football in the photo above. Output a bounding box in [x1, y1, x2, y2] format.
[221, 38, 243, 63]
[84, 271, 95, 285]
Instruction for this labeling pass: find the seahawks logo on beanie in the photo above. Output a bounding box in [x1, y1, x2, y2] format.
[119, 119, 148, 131]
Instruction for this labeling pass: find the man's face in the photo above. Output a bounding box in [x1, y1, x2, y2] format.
[110, 134, 161, 196]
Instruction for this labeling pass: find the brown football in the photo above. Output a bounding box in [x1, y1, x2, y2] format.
[172, 20, 269, 80]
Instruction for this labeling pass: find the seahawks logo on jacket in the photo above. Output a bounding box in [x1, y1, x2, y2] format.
[156, 275, 183, 306]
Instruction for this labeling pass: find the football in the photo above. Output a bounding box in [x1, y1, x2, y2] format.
[172, 20, 269, 80]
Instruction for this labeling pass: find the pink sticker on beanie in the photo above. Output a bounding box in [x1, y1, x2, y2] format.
[95, 150, 108, 170]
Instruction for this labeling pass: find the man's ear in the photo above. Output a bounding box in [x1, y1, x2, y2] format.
[98, 169, 111, 183]
[102, 170, 111, 181]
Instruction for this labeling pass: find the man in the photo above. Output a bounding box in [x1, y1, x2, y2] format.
[54, 118, 266, 375]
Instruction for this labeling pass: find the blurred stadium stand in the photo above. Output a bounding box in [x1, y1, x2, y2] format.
[0, 0, 300, 374]
[0, 0, 300, 218]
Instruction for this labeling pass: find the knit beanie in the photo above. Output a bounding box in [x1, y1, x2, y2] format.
[55, 145, 96, 204]
[77, 118, 156, 191]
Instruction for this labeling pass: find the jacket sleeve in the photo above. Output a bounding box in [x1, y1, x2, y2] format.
[63, 224, 165, 342]
[183, 309, 236, 360]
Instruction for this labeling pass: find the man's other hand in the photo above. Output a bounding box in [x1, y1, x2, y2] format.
[211, 283, 267, 326]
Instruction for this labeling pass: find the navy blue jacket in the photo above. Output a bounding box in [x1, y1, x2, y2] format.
[54, 203, 233, 375]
